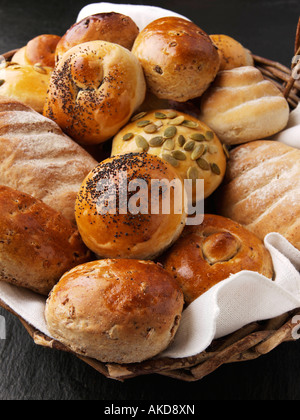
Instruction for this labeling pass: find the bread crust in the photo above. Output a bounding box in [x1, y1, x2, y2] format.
[13, 35, 61, 68]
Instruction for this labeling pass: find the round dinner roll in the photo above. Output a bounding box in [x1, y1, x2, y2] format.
[55, 12, 139, 62]
[132, 17, 220, 102]
[199, 66, 290, 145]
[75, 153, 187, 260]
[45, 259, 184, 363]
[44, 41, 146, 145]
[0, 62, 52, 113]
[161, 214, 274, 305]
[210, 34, 254, 71]
[0, 186, 91, 296]
[12, 34, 61, 68]
[111, 109, 227, 201]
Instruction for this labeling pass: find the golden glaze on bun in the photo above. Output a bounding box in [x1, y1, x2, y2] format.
[161, 214, 274, 305]
[75, 153, 187, 260]
[45, 259, 184, 363]
[55, 13, 139, 62]
[132, 17, 220, 102]
[111, 109, 227, 201]
[0, 186, 91, 296]
[44, 41, 146, 145]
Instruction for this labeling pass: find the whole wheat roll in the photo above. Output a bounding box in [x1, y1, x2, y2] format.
[217, 140, 300, 250]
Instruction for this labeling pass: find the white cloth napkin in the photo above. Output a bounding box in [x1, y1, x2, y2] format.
[271, 103, 300, 149]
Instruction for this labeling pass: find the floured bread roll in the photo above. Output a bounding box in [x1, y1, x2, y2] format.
[218, 141, 300, 250]
[200, 66, 290, 145]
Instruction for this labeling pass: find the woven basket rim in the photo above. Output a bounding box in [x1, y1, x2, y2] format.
[0, 42, 299, 382]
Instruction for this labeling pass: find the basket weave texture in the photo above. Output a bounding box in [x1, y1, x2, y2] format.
[1, 20, 300, 382]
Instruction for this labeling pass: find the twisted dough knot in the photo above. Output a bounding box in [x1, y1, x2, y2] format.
[202, 231, 240, 264]
[44, 41, 146, 145]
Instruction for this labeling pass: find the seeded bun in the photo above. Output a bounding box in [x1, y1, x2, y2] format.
[111, 109, 227, 201]
[44, 41, 146, 145]
[132, 17, 220, 102]
[161, 214, 274, 305]
[75, 153, 187, 260]
[55, 13, 139, 62]
[45, 259, 184, 363]
[13, 34, 61, 68]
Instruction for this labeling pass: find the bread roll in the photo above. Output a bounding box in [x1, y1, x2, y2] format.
[210, 34, 254, 71]
[218, 141, 300, 250]
[0, 186, 91, 296]
[12, 34, 61, 68]
[200, 66, 290, 145]
[44, 41, 146, 145]
[111, 109, 227, 201]
[75, 153, 187, 260]
[0, 62, 52, 113]
[132, 17, 220, 102]
[161, 214, 274, 305]
[45, 259, 184, 363]
[55, 13, 139, 62]
[0, 96, 98, 222]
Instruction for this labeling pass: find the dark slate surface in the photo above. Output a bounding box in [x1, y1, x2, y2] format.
[0, 0, 300, 401]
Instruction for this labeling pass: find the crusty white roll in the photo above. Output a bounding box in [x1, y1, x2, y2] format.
[0, 62, 52, 113]
[199, 66, 290, 145]
[111, 109, 227, 201]
[132, 16, 220, 102]
[161, 214, 274, 305]
[45, 259, 184, 363]
[55, 12, 139, 62]
[44, 41, 146, 145]
[75, 153, 187, 260]
[217, 141, 300, 250]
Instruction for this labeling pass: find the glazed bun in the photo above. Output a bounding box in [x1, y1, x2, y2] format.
[132, 17, 220, 102]
[0, 62, 52, 113]
[0, 186, 90, 296]
[55, 13, 139, 62]
[210, 34, 254, 71]
[44, 41, 146, 145]
[161, 214, 274, 305]
[200, 66, 290, 145]
[13, 34, 61, 68]
[75, 153, 187, 260]
[111, 109, 227, 201]
[45, 259, 184, 363]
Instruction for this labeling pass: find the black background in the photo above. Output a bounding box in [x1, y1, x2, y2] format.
[0, 0, 300, 401]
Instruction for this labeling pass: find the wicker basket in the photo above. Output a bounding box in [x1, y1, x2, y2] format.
[1, 20, 300, 382]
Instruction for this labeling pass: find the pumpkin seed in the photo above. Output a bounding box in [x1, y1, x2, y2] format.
[0, 79, 5, 87]
[184, 140, 195, 152]
[155, 112, 167, 119]
[190, 133, 206, 142]
[223, 144, 230, 159]
[136, 120, 151, 127]
[178, 135, 186, 147]
[205, 131, 214, 141]
[135, 135, 149, 151]
[197, 158, 210, 171]
[131, 112, 147, 122]
[171, 150, 186, 161]
[149, 136, 164, 147]
[122, 133, 134, 141]
[164, 126, 177, 138]
[168, 115, 185, 126]
[162, 153, 179, 167]
[182, 120, 199, 128]
[34, 64, 47, 74]
[208, 145, 218, 154]
[191, 144, 205, 161]
[187, 167, 199, 180]
[143, 124, 157, 134]
[165, 110, 178, 119]
[211, 163, 221, 175]
[154, 120, 163, 129]
[163, 139, 175, 151]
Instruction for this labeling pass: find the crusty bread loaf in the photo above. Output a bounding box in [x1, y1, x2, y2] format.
[0, 96, 98, 222]
[218, 141, 300, 250]
[0, 185, 91, 296]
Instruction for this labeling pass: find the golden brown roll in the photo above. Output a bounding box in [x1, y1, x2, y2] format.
[55, 13, 139, 62]
[0, 186, 91, 296]
[132, 17, 220, 102]
[0, 62, 52, 113]
[75, 153, 187, 260]
[45, 259, 184, 363]
[12, 34, 61, 68]
[44, 40, 146, 145]
[210, 34, 254, 71]
[217, 141, 300, 250]
[199, 66, 290, 145]
[111, 109, 227, 201]
[161, 214, 274, 305]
